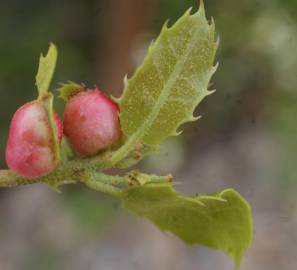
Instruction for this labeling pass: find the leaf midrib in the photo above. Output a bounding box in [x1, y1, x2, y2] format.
[111, 16, 204, 165]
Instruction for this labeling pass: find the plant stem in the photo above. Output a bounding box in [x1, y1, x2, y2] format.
[90, 172, 127, 186]
[0, 161, 80, 188]
[0, 159, 173, 197]
[81, 177, 122, 197]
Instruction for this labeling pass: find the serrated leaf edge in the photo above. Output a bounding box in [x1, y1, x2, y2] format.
[36, 43, 57, 97]
[111, 3, 217, 165]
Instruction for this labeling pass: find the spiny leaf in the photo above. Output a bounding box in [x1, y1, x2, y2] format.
[114, 3, 218, 164]
[121, 183, 253, 268]
[58, 81, 84, 101]
[36, 43, 58, 97]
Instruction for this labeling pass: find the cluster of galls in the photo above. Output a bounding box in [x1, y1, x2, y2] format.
[6, 88, 121, 178]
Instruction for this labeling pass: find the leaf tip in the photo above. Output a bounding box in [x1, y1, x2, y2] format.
[36, 42, 58, 97]
[48, 42, 58, 54]
[182, 6, 192, 16]
[215, 35, 220, 49]
[210, 16, 215, 26]
[207, 89, 216, 96]
[188, 115, 201, 122]
[198, 0, 206, 18]
[162, 19, 170, 31]
[172, 130, 183, 137]
[218, 188, 254, 266]
[123, 74, 128, 87]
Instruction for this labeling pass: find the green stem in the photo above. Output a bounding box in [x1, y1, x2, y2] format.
[0, 159, 93, 188]
[81, 178, 122, 197]
[0, 159, 173, 197]
[149, 174, 173, 183]
[109, 139, 137, 166]
[87, 171, 173, 189]
[90, 172, 127, 186]
[0, 170, 39, 187]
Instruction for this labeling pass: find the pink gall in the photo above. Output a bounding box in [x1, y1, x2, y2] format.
[63, 88, 121, 156]
[6, 101, 62, 178]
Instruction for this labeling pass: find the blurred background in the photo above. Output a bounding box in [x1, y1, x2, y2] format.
[0, 0, 297, 269]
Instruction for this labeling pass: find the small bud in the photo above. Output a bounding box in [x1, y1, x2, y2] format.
[63, 88, 121, 156]
[6, 101, 62, 178]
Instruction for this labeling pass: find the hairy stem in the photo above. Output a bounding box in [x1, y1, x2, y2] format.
[0, 159, 98, 188]
[81, 176, 122, 197]
[0, 159, 173, 197]
[90, 172, 127, 186]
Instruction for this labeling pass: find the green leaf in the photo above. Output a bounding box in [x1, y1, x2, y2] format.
[112, 3, 218, 164]
[58, 81, 84, 101]
[42, 93, 61, 165]
[121, 183, 253, 268]
[34, 44, 61, 169]
[36, 43, 58, 97]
